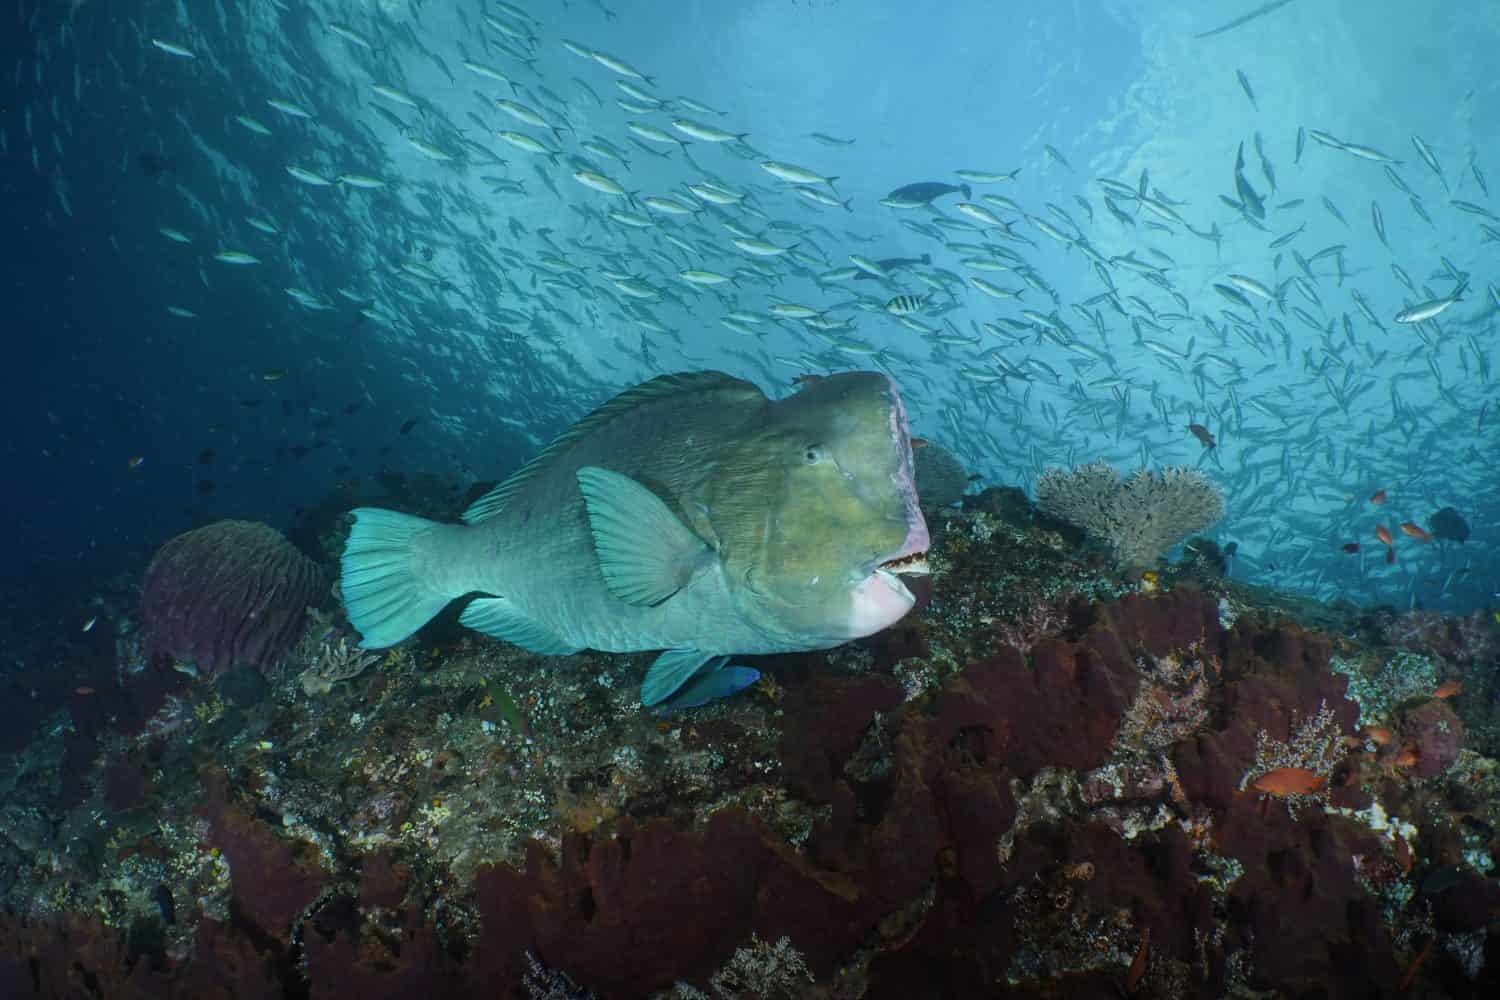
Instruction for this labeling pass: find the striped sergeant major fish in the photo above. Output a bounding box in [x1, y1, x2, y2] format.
[885, 294, 927, 316]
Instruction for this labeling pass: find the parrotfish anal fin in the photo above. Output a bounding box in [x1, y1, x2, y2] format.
[642, 650, 727, 707]
[460, 596, 581, 655]
[460, 371, 762, 525]
[576, 466, 711, 606]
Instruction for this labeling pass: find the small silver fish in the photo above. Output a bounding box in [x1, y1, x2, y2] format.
[1394, 284, 1465, 325]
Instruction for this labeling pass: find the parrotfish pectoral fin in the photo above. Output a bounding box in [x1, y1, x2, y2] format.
[341, 508, 454, 648]
[641, 649, 726, 706]
[576, 466, 711, 606]
[657, 664, 760, 711]
[459, 597, 583, 655]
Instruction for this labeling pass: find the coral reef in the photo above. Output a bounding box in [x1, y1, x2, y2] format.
[141, 519, 326, 676]
[2, 489, 1498, 998]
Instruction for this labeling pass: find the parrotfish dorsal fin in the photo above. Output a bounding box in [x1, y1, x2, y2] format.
[461, 370, 762, 524]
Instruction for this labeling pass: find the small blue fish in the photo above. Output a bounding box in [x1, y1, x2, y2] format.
[657, 663, 760, 711]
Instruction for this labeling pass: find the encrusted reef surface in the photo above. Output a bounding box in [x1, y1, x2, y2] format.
[2, 488, 1499, 998]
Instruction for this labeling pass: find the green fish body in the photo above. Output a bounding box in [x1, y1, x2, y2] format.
[341, 371, 929, 704]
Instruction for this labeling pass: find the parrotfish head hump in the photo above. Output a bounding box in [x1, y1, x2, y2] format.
[714, 370, 930, 646]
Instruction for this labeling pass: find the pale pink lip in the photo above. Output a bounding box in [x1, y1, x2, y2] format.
[847, 567, 917, 637]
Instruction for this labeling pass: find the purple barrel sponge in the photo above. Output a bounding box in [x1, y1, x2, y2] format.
[142, 520, 325, 675]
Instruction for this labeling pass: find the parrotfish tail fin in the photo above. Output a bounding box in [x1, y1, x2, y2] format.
[340, 508, 452, 649]
[961, 184, 972, 200]
[641, 649, 725, 707]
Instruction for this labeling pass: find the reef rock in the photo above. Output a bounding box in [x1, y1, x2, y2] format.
[913, 440, 970, 510]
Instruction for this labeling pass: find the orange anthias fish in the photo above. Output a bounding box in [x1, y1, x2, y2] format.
[1374, 524, 1393, 546]
[1251, 767, 1326, 796]
[1399, 522, 1432, 542]
[1187, 423, 1216, 449]
[1370, 488, 1386, 504]
[1126, 926, 1151, 990]
[1399, 937, 1435, 991]
[1433, 680, 1463, 699]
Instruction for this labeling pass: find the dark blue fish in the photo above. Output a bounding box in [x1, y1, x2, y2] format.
[1429, 507, 1469, 543]
[886, 181, 970, 204]
[657, 663, 760, 711]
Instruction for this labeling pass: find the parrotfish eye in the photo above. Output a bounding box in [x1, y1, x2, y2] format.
[803, 444, 825, 464]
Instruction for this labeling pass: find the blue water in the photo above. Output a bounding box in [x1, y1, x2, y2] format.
[2, 0, 1495, 622]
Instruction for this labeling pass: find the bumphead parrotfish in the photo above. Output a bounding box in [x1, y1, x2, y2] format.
[885, 181, 972, 205]
[341, 371, 930, 706]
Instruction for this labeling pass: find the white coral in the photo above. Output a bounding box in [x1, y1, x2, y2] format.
[299, 636, 381, 696]
[1036, 462, 1225, 570]
[707, 934, 814, 998]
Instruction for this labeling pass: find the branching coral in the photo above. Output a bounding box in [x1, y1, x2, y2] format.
[299, 634, 383, 696]
[1035, 462, 1224, 570]
[1329, 650, 1437, 725]
[1239, 700, 1347, 812]
[988, 591, 1074, 655]
[1115, 648, 1214, 756]
[707, 934, 814, 999]
[523, 950, 597, 999]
